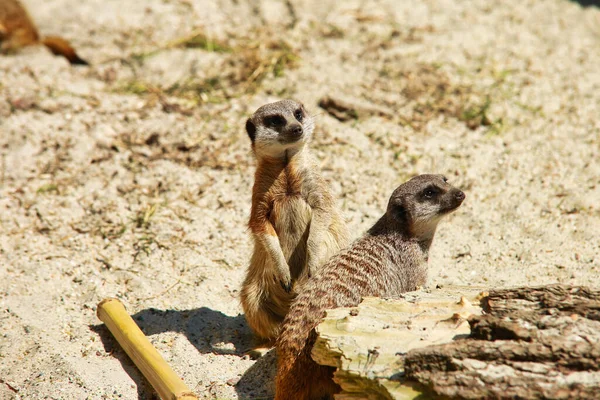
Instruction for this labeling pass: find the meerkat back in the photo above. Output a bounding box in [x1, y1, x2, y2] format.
[275, 174, 465, 399]
[0, 0, 40, 50]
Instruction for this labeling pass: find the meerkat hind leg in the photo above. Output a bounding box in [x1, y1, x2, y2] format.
[245, 337, 275, 360]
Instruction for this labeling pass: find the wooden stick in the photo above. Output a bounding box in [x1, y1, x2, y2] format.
[97, 298, 198, 400]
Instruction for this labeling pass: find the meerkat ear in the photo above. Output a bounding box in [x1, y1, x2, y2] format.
[246, 119, 256, 142]
[392, 201, 409, 224]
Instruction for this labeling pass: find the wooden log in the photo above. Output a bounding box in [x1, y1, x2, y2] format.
[312, 285, 600, 399]
[97, 298, 198, 400]
[404, 285, 600, 399]
[311, 286, 487, 399]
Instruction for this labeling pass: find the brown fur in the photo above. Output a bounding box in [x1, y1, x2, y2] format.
[240, 100, 349, 343]
[275, 174, 465, 400]
[0, 0, 87, 65]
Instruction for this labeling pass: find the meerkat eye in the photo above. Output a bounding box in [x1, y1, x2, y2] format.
[423, 186, 439, 199]
[264, 115, 286, 128]
[294, 109, 304, 122]
[442, 176, 448, 183]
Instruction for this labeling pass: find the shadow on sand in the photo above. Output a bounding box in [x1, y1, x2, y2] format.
[91, 306, 276, 399]
[568, 0, 600, 7]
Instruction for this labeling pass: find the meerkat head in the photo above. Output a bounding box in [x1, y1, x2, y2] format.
[245, 99, 314, 159]
[386, 174, 465, 240]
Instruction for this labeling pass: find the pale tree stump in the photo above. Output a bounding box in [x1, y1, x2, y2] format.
[312, 285, 600, 400]
[312, 286, 487, 399]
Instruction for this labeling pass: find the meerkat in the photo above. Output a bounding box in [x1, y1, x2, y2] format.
[275, 174, 465, 400]
[240, 99, 349, 345]
[0, 0, 88, 65]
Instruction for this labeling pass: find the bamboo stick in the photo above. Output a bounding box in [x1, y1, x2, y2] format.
[97, 298, 198, 400]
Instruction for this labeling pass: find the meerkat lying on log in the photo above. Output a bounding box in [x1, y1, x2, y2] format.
[240, 99, 349, 344]
[275, 174, 465, 400]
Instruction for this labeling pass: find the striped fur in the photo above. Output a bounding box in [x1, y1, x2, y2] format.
[275, 174, 465, 399]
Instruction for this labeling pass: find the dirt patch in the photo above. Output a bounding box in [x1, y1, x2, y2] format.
[113, 28, 299, 104]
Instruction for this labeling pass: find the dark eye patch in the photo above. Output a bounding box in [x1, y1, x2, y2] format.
[422, 185, 440, 199]
[294, 109, 303, 122]
[264, 115, 286, 128]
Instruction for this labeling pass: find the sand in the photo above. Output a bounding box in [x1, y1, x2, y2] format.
[1, 0, 599, 398]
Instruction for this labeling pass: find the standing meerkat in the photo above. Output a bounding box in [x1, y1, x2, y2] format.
[0, 0, 88, 65]
[240, 99, 349, 344]
[275, 174, 465, 400]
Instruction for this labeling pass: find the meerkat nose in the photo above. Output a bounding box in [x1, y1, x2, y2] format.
[455, 191, 465, 201]
[290, 124, 303, 136]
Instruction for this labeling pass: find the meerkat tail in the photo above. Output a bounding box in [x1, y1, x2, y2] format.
[275, 330, 338, 400]
[41, 36, 88, 65]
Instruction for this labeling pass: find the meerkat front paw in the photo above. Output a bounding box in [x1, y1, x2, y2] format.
[275, 268, 293, 293]
[279, 276, 293, 293]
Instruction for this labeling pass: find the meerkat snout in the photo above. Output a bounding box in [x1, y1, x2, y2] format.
[454, 190, 465, 201]
[285, 122, 303, 140]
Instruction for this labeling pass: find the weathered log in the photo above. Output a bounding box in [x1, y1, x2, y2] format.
[405, 285, 600, 399]
[312, 285, 600, 400]
[481, 284, 600, 321]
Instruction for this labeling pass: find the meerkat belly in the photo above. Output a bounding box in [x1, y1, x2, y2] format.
[271, 196, 312, 279]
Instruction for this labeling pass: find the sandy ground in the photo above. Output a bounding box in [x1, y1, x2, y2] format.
[1, 0, 599, 399]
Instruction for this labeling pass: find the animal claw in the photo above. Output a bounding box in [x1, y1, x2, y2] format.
[280, 279, 292, 293]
